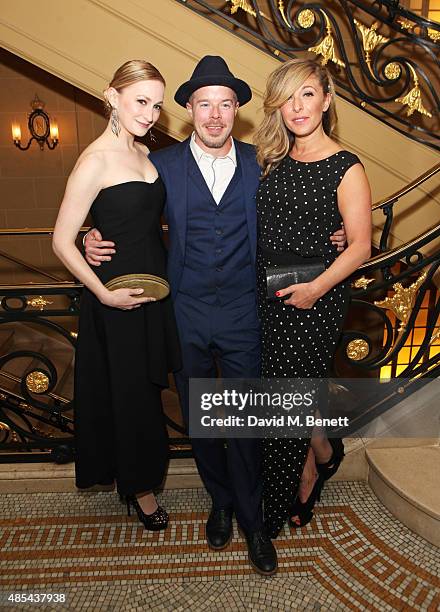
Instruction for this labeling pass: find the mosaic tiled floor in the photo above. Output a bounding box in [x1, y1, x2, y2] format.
[0, 482, 439, 611]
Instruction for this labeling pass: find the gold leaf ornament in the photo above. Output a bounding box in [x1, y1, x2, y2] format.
[354, 20, 389, 74]
[27, 296, 53, 311]
[352, 276, 375, 290]
[395, 65, 432, 117]
[428, 29, 440, 43]
[227, 0, 256, 17]
[397, 18, 414, 31]
[308, 11, 345, 67]
[374, 270, 428, 332]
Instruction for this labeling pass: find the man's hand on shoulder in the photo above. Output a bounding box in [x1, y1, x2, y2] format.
[84, 228, 116, 266]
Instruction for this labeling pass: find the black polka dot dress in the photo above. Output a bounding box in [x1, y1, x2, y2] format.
[256, 151, 361, 538]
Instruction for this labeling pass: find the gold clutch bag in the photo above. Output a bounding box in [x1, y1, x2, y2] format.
[104, 274, 170, 300]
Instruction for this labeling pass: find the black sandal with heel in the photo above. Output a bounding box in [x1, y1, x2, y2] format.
[288, 474, 324, 529]
[288, 439, 345, 529]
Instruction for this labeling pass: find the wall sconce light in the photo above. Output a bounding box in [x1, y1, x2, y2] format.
[12, 94, 59, 151]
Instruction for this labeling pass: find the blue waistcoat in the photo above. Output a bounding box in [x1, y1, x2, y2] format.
[178, 154, 255, 305]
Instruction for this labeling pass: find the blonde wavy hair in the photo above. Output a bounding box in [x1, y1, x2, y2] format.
[104, 60, 165, 116]
[255, 59, 337, 179]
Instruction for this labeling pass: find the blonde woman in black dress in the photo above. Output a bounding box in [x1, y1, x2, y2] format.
[254, 59, 372, 538]
[53, 61, 181, 530]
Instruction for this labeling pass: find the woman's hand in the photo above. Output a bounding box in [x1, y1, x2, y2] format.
[99, 287, 156, 310]
[275, 281, 322, 309]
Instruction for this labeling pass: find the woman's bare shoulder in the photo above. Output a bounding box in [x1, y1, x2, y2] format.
[72, 138, 111, 175]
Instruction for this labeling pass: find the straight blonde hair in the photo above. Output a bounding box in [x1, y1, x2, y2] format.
[255, 59, 337, 179]
[104, 60, 165, 115]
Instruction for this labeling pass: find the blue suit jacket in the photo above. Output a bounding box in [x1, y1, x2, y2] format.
[150, 138, 260, 299]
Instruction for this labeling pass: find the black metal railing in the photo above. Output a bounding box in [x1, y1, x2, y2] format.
[177, 0, 440, 149]
[0, 245, 189, 463]
[335, 162, 440, 432]
[0, 160, 439, 460]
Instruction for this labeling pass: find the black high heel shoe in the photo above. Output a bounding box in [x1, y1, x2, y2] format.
[288, 474, 324, 529]
[288, 439, 345, 529]
[125, 495, 169, 531]
[316, 438, 345, 481]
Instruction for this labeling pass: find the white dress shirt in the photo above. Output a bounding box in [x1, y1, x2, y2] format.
[189, 132, 237, 204]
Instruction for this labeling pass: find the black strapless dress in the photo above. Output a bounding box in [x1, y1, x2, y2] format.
[74, 179, 181, 496]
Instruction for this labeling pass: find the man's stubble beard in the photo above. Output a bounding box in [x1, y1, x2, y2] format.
[196, 129, 232, 151]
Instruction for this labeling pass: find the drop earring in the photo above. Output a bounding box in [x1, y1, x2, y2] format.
[110, 108, 120, 137]
[149, 129, 156, 143]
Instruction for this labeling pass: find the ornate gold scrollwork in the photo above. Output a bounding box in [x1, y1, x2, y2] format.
[384, 62, 402, 80]
[395, 64, 432, 117]
[70, 331, 78, 339]
[375, 270, 428, 332]
[346, 339, 370, 361]
[354, 20, 389, 75]
[27, 296, 53, 311]
[308, 11, 345, 67]
[0, 422, 11, 432]
[26, 371, 50, 394]
[352, 276, 375, 290]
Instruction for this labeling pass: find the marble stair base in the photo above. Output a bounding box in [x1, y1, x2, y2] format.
[0, 437, 436, 494]
[0, 459, 202, 494]
[0, 438, 369, 494]
[366, 445, 440, 547]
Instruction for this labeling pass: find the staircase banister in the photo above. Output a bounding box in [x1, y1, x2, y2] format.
[359, 222, 440, 272]
[371, 162, 440, 211]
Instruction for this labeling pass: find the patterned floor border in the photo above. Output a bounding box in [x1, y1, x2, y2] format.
[0, 482, 439, 611]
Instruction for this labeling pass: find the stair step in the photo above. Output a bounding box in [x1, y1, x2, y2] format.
[0, 458, 202, 493]
[0, 440, 370, 493]
[366, 445, 440, 547]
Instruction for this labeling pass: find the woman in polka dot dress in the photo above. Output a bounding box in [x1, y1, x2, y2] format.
[254, 59, 372, 538]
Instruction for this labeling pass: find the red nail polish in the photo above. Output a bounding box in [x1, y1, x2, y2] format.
[275, 291, 281, 297]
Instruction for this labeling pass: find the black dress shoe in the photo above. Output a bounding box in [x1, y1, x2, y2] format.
[206, 507, 233, 550]
[244, 529, 278, 576]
